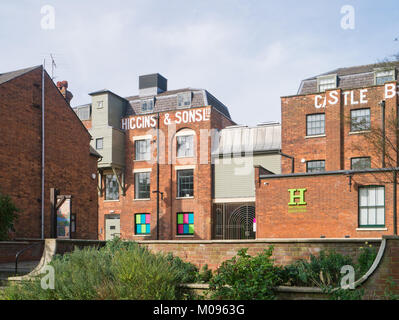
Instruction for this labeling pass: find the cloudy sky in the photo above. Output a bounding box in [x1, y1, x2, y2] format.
[1, 1, 399, 125]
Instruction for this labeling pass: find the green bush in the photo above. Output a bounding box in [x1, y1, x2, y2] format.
[209, 247, 283, 300]
[355, 243, 377, 278]
[281, 250, 353, 287]
[0, 193, 18, 240]
[2, 239, 200, 300]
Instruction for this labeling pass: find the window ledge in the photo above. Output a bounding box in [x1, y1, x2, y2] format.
[356, 227, 387, 231]
[134, 234, 151, 237]
[176, 197, 194, 200]
[134, 159, 151, 162]
[134, 198, 151, 201]
[305, 134, 326, 139]
[176, 235, 195, 238]
[103, 199, 120, 202]
[349, 130, 371, 135]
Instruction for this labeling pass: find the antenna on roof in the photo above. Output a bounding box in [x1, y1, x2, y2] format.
[50, 53, 57, 81]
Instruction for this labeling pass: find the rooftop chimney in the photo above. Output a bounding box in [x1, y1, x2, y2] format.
[139, 73, 167, 96]
[56, 80, 73, 104]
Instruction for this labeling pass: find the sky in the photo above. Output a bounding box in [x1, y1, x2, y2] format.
[1, 0, 399, 125]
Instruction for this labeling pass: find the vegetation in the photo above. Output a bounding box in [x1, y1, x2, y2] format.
[1, 238, 201, 300]
[208, 247, 283, 300]
[0, 193, 18, 240]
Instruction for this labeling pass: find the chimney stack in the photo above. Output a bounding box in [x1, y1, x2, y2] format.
[139, 74, 167, 96]
[56, 80, 73, 104]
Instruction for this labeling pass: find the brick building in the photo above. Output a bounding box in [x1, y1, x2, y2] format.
[256, 62, 399, 238]
[0, 65, 99, 239]
[74, 74, 241, 240]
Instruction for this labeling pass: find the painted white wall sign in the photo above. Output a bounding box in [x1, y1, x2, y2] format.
[121, 108, 210, 130]
[314, 84, 399, 109]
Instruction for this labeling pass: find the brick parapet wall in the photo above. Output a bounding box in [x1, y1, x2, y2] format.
[137, 238, 381, 270]
[0, 241, 44, 263]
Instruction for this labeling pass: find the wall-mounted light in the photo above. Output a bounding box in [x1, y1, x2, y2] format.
[91, 173, 96, 180]
[301, 158, 306, 163]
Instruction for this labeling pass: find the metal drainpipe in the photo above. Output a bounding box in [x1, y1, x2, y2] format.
[41, 63, 45, 239]
[156, 112, 160, 240]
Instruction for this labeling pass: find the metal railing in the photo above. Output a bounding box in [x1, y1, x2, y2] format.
[15, 242, 41, 275]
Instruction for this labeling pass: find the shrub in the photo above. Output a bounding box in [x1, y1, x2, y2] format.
[209, 247, 283, 300]
[1, 239, 200, 300]
[0, 193, 18, 240]
[281, 250, 353, 288]
[355, 243, 377, 278]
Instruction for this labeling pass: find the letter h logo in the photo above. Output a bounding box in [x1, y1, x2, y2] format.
[288, 189, 307, 206]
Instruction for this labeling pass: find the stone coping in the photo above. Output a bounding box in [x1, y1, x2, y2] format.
[137, 238, 381, 244]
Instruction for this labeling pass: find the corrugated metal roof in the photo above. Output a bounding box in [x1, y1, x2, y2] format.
[0, 65, 41, 85]
[212, 123, 281, 155]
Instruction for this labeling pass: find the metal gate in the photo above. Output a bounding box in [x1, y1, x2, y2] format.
[212, 203, 255, 240]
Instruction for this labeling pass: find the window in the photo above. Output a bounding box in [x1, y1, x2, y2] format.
[375, 69, 395, 85]
[317, 75, 337, 92]
[135, 139, 151, 161]
[177, 135, 194, 158]
[141, 99, 154, 113]
[75, 106, 90, 120]
[306, 160, 325, 173]
[351, 157, 371, 170]
[359, 186, 385, 227]
[351, 109, 370, 132]
[177, 92, 192, 108]
[135, 213, 150, 235]
[97, 101, 104, 109]
[96, 138, 103, 150]
[135, 172, 150, 199]
[177, 212, 194, 235]
[306, 114, 325, 136]
[177, 169, 194, 198]
[105, 174, 119, 200]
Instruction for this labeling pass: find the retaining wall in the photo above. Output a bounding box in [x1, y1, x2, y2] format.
[137, 238, 381, 270]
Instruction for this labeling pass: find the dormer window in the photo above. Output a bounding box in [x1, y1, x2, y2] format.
[374, 69, 395, 85]
[141, 98, 154, 113]
[177, 92, 192, 108]
[317, 75, 337, 92]
[75, 105, 91, 120]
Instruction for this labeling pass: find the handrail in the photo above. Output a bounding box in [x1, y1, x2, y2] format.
[15, 242, 41, 275]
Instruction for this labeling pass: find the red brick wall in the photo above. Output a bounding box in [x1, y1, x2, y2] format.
[0, 67, 98, 239]
[0, 241, 44, 263]
[138, 239, 380, 270]
[281, 83, 398, 173]
[256, 171, 398, 238]
[99, 106, 234, 241]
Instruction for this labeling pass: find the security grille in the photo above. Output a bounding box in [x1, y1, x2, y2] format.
[213, 203, 255, 240]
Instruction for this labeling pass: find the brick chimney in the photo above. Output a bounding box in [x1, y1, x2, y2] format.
[56, 80, 73, 104]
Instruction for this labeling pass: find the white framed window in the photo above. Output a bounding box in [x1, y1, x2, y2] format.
[135, 139, 151, 161]
[177, 92, 192, 108]
[359, 186, 385, 227]
[97, 101, 104, 109]
[306, 160, 325, 173]
[96, 138, 103, 150]
[351, 108, 370, 132]
[306, 113, 325, 136]
[177, 169, 194, 198]
[134, 172, 151, 199]
[141, 98, 154, 113]
[177, 135, 194, 158]
[75, 106, 90, 120]
[375, 69, 395, 85]
[317, 75, 337, 92]
[105, 174, 119, 200]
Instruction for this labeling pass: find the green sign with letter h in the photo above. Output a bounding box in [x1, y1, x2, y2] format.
[288, 188, 307, 206]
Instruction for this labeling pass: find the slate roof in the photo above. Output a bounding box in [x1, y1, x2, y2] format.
[0, 65, 41, 85]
